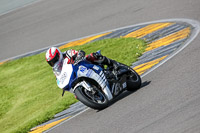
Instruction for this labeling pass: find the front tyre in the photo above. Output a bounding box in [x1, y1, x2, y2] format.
[74, 83, 109, 110]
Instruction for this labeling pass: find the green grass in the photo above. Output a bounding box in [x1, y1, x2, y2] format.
[0, 37, 146, 133]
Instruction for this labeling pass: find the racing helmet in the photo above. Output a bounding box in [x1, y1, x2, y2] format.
[45, 47, 63, 67]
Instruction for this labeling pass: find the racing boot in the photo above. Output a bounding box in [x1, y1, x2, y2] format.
[104, 57, 131, 77]
[88, 52, 120, 70]
[102, 57, 120, 70]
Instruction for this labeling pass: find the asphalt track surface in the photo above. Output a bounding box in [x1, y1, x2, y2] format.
[1, 0, 200, 133]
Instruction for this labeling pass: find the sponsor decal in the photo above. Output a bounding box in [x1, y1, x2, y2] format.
[86, 69, 93, 77]
[93, 65, 99, 71]
[80, 66, 87, 73]
[60, 72, 67, 84]
[57, 79, 60, 85]
[122, 82, 127, 88]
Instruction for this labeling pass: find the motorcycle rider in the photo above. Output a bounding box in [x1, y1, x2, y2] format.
[45, 47, 119, 77]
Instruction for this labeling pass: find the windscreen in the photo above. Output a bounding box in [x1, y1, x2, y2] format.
[53, 60, 63, 76]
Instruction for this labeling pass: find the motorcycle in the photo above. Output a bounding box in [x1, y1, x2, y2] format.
[55, 51, 141, 110]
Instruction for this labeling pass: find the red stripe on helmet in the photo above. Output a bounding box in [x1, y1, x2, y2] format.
[49, 48, 53, 59]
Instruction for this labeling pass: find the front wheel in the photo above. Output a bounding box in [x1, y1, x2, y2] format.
[74, 82, 109, 110]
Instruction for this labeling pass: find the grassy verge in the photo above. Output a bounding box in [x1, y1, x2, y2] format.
[0, 37, 146, 133]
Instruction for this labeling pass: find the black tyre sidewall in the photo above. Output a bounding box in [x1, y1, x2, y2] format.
[126, 67, 142, 91]
[74, 86, 109, 110]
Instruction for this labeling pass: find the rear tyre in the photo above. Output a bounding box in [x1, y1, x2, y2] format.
[126, 68, 141, 91]
[74, 82, 109, 110]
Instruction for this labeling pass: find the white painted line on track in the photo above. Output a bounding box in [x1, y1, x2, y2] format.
[0, 0, 44, 17]
[43, 108, 90, 133]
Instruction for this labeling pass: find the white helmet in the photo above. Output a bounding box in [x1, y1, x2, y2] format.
[45, 47, 63, 67]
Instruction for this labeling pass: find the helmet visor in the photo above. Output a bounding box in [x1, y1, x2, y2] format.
[47, 53, 59, 67]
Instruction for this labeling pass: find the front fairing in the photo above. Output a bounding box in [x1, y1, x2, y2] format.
[56, 60, 93, 90]
[56, 59, 113, 101]
[56, 59, 75, 90]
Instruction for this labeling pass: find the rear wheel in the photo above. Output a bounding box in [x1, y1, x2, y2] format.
[115, 62, 141, 91]
[74, 81, 109, 110]
[126, 68, 141, 91]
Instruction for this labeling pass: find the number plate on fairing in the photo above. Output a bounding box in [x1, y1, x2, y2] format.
[122, 82, 127, 88]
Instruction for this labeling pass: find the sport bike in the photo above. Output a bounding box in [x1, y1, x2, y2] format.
[56, 51, 141, 110]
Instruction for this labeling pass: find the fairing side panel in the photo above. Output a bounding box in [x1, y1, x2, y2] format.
[77, 63, 113, 100]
